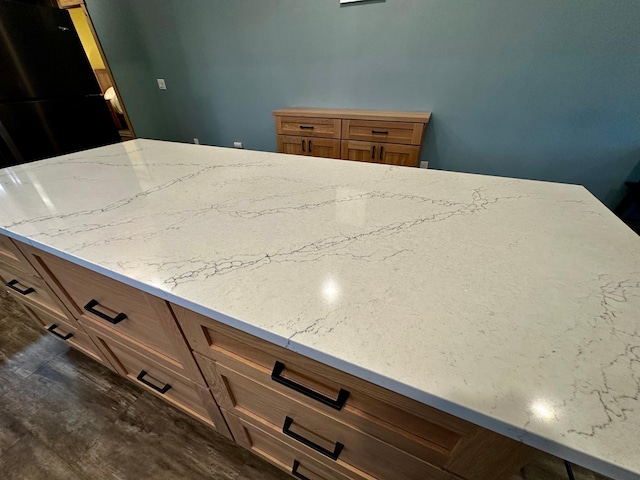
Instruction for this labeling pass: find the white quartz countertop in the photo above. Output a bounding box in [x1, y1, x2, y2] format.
[1, 140, 639, 479]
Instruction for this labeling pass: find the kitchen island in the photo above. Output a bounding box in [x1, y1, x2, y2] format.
[0, 139, 638, 479]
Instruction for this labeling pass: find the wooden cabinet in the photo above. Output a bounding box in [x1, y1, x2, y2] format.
[5, 235, 230, 438]
[273, 108, 430, 167]
[277, 135, 341, 159]
[341, 140, 420, 167]
[0, 237, 108, 365]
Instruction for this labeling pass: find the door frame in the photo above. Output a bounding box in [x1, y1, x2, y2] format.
[57, 0, 136, 139]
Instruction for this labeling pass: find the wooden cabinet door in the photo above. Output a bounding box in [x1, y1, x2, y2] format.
[306, 137, 341, 159]
[277, 135, 307, 156]
[340, 140, 378, 163]
[379, 143, 420, 167]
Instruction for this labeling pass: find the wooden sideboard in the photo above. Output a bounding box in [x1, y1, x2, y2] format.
[0, 232, 535, 480]
[273, 108, 431, 167]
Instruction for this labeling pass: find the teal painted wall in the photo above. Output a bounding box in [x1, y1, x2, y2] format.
[86, 0, 640, 208]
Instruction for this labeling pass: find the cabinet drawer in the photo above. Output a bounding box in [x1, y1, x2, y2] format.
[275, 116, 341, 139]
[225, 410, 370, 480]
[0, 234, 37, 275]
[175, 305, 470, 446]
[21, 246, 203, 383]
[83, 319, 219, 428]
[198, 350, 456, 468]
[20, 302, 109, 366]
[215, 365, 452, 480]
[0, 264, 66, 318]
[342, 120, 423, 145]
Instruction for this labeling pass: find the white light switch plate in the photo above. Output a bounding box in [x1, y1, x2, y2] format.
[157, 79, 167, 90]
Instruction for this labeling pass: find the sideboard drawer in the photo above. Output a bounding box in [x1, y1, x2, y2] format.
[342, 119, 424, 145]
[84, 319, 219, 428]
[276, 116, 341, 139]
[225, 410, 370, 480]
[0, 234, 37, 275]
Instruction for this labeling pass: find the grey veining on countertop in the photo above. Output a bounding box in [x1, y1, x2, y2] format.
[0, 140, 638, 479]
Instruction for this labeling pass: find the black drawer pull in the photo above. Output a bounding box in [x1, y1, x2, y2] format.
[271, 361, 349, 410]
[83, 299, 127, 325]
[302, 139, 306, 152]
[372, 130, 388, 135]
[308, 140, 312, 152]
[299, 125, 315, 130]
[6, 279, 35, 295]
[292, 460, 312, 480]
[379, 145, 384, 159]
[283, 416, 343, 461]
[371, 145, 376, 159]
[137, 370, 171, 394]
[47, 324, 73, 341]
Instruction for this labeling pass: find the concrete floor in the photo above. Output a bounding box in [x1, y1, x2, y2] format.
[0, 291, 612, 480]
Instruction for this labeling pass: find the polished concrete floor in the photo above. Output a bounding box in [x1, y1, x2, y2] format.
[0, 291, 612, 480]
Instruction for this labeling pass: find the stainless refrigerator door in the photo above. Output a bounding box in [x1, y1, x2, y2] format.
[0, 97, 120, 164]
[0, 1, 102, 102]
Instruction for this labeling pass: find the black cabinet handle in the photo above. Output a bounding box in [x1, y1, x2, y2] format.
[308, 140, 312, 152]
[379, 146, 384, 160]
[371, 145, 376, 159]
[271, 361, 349, 410]
[283, 417, 344, 461]
[6, 279, 35, 295]
[302, 139, 306, 152]
[372, 130, 388, 135]
[47, 324, 73, 341]
[136, 370, 171, 394]
[83, 299, 127, 325]
[299, 125, 315, 130]
[291, 460, 312, 480]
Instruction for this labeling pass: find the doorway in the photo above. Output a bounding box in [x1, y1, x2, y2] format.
[57, 0, 136, 141]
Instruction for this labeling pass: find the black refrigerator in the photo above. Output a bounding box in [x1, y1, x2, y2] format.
[0, 0, 120, 168]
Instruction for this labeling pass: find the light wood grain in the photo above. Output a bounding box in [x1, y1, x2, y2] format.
[277, 135, 342, 159]
[444, 427, 538, 480]
[19, 301, 111, 366]
[0, 264, 66, 319]
[18, 244, 204, 384]
[83, 318, 220, 429]
[277, 134, 306, 156]
[211, 361, 455, 480]
[378, 142, 421, 167]
[275, 116, 341, 139]
[0, 234, 38, 276]
[224, 410, 371, 480]
[342, 119, 423, 145]
[196, 350, 457, 468]
[339, 140, 378, 163]
[273, 108, 431, 124]
[340, 141, 420, 167]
